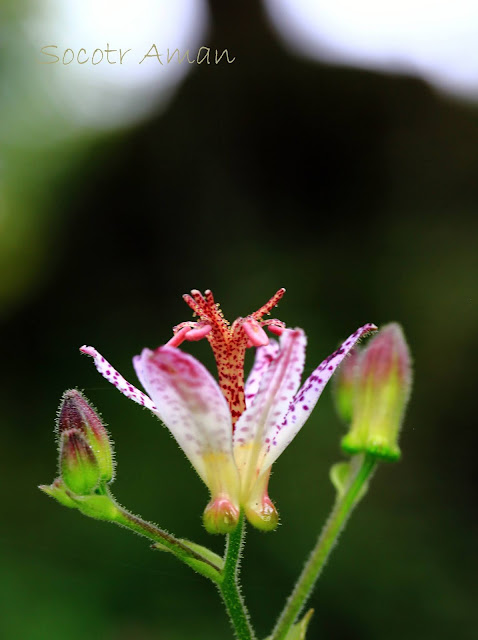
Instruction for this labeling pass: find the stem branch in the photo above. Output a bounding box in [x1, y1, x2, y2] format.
[72, 488, 223, 583]
[271, 454, 377, 640]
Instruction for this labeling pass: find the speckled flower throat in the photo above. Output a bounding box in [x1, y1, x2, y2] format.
[167, 289, 286, 427]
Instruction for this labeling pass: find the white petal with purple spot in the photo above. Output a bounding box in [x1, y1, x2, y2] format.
[233, 329, 306, 481]
[244, 339, 279, 408]
[134, 346, 238, 490]
[80, 345, 159, 413]
[259, 323, 377, 471]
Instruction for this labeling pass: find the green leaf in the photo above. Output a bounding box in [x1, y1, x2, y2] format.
[179, 539, 224, 571]
[288, 609, 314, 640]
[266, 609, 314, 640]
[330, 462, 351, 499]
[153, 538, 224, 576]
[330, 455, 369, 502]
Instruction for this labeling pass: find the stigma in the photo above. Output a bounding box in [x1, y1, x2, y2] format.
[166, 289, 286, 427]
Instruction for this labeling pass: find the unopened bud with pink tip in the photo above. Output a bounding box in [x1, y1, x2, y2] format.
[334, 347, 361, 424]
[203, 495, 240, 534]
[341, 323, 412, 461]
[41, 391, 124, 520]
[57, 389, 115, 483]
[60, 429, 101, 495]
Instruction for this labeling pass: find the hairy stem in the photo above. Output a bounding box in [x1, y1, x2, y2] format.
[110, 499, 222, 582]
[271, 454, 377, 640]
[219, 512, 256, 640]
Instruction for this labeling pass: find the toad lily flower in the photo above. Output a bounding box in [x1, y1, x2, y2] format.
[81, 289, 376, 533]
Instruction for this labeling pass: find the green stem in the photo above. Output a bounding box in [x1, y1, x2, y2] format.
[218, 512, 256, 640]
[66, 484, 224, 581]
[114, 506, 221, 581]
[271, 454, 377, 640]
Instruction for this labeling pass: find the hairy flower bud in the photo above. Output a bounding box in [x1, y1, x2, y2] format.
[203, 495, 240, 534]
[333, 347, 360, 424]
[244, 496, 279, 532]
[57, 389, 114, 483]
[60, 429, 101, 495]
[243, 470, 279, 532]
[341, 323, 412, 461]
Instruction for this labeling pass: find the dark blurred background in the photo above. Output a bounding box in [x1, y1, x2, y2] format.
[1, 1, 477, 639]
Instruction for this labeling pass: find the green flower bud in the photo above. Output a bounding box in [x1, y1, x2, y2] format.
[68, 494, 121, 521]
[57, 389, 114, 483]
[341, 323, 412, 461]
[333, 347, 360, 423]
[60, 429, 101, 495]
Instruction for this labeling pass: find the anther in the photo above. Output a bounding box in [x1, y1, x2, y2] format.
[185, 324, 213, 341]
[243, 319, 269, 347]
[268, 324, 284, 336]
[166, 326, 192, 348]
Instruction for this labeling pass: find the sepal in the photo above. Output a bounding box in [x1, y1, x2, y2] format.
[67, 493, 121, 521]
[39, 478, 78, 509]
